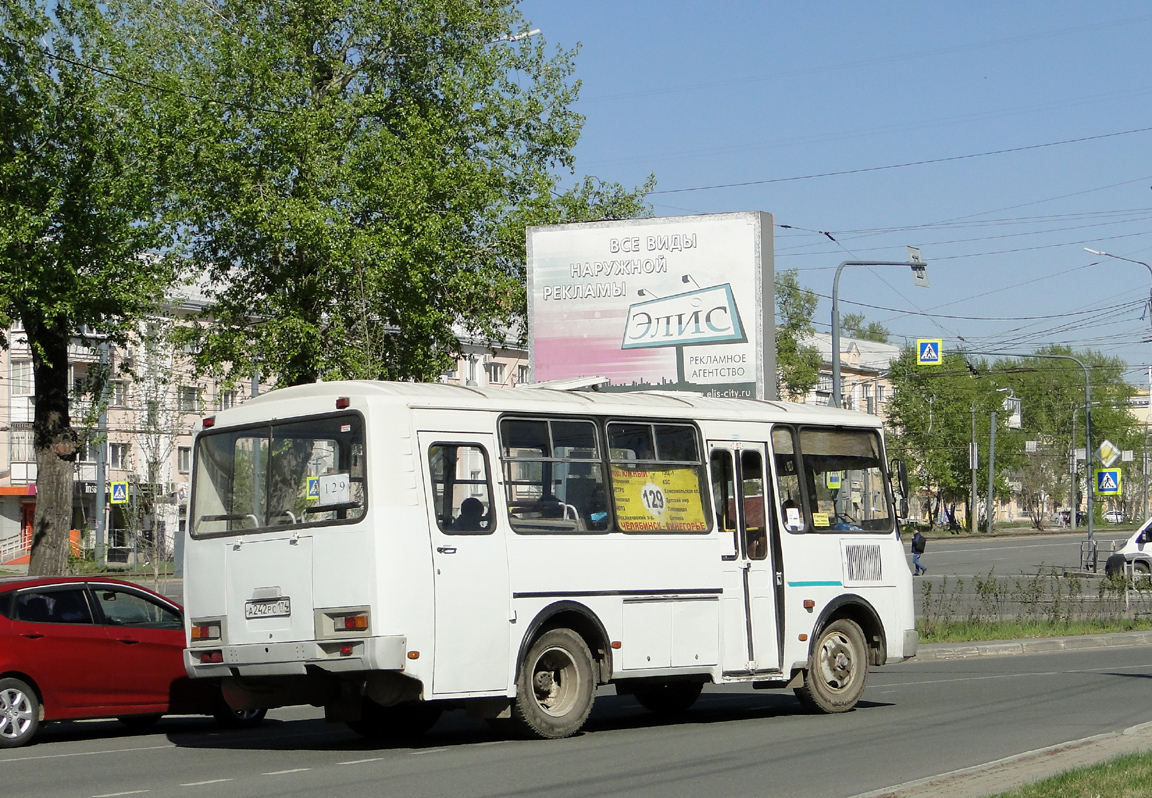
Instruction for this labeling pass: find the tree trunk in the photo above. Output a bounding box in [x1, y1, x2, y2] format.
[27, 326, 75, 576]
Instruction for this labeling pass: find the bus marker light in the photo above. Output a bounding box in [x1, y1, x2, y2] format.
[407, 651, 420, 660]
[200, 651, 223, 664]
[611, 641, 622, 649]
[340, 645, 353, 657]
[802, 600, 815, 610]
[202, 416, 215, 428]
[799, 634, 808, 642]
[336, 397, 350, 409]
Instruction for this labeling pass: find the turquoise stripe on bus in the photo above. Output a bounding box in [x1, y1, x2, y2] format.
[787, 580, 843, 587]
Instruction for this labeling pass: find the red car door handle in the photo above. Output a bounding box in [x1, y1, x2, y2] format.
[20, 633, 45, 640]
[116, 638, 141, 645]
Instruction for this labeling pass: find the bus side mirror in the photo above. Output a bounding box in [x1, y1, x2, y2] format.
[892, 459, 909, 500]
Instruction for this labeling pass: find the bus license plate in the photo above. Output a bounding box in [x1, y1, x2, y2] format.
[245, 597, 291, 619]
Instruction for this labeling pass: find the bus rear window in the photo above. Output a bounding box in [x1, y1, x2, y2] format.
[192, 413, 366, 537]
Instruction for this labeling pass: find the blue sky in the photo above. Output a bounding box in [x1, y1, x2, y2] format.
[520, 1, 1152, 388]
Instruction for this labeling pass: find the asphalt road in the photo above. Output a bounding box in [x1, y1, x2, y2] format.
[906, 527, 1134, 577]
[4, 643, 1151, 798]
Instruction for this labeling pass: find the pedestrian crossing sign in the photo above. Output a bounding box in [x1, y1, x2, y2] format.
[826, 471, 842, 490]
[307, 476, 319, 501]
[916, 339, 942, 365]
[110, 482, 129, 504]
[1096, 469, 1121, 496]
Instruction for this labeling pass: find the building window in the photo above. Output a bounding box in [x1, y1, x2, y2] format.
[517, 364, 530, 385]
[178, 386, 198, 413]
[76, 439, 95, 463]
[177, 446, 191, 474]
[485, 362, 505, 385]
[109, 442, 129, 469]
[219, 389, 237, 410]
[9, 423, 33, 463]
[110, 381, 127, 406]
[878, 385, 886, 403]
[11, 361, 32, 395]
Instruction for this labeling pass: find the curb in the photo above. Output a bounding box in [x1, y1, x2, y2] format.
[914, 630, 1152, 661]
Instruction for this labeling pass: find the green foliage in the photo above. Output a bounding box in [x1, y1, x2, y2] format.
[1, 0, 177, 574]
[840, 312, 889, 343]
[773, 269, 822, 399]
[887, 343, 1135, 531]
[110, 0, 652, 387]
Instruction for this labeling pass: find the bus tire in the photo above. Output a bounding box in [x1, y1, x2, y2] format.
[794, 618, 868, 714]
[632, 681, 703, 716]
[347, 700, 442, 741]
[511, 628, 595, 739]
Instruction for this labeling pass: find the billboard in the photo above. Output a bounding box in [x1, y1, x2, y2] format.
[527, 212, 776, 399]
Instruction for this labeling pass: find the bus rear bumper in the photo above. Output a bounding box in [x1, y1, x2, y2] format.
[901, 628, 919, 660]
[185, 634, 408, 679]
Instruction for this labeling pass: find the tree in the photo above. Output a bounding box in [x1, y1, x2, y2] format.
[112, 0, 652, 388]
[0, 0, 175, 574]
[1006, 346, 1136, 525]
[840, 312, 890, 343]
[774, 269, 822, 400]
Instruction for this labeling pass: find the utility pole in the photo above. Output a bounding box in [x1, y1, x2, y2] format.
[986, 411, 997, 535]
[970, 404, 978, 533]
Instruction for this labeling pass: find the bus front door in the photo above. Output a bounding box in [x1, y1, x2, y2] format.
[711, 443, 782, 675]
[419, 432, 510, 695]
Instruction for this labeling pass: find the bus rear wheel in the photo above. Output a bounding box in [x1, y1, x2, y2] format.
[511, 628, 595, 739]
[794, 618, 868, 714]
[347, 700, 442, 742]
[632, 681, 703, 716]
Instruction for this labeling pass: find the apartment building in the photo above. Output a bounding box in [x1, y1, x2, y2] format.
[0, 291, 258, 565]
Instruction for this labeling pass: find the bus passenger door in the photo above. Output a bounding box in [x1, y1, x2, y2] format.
[710, 443, 782, 674]
[419, 433, 510, 695]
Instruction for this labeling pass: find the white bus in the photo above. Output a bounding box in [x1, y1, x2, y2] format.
[183, 380, 917, 739]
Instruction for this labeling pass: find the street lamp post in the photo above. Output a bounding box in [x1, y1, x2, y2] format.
[831, 249, 929, 408]
[986, 387, 1014, 535]
[975, 351, 1094, 545]
[1085, 246, 1152, 402]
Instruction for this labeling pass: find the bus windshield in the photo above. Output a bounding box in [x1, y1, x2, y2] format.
[191, 413, 366, 537]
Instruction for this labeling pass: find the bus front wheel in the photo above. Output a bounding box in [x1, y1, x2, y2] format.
[511, 628, 595, 739]
[794, 618, 868, 714]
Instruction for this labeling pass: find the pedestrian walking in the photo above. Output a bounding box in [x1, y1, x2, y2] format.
[911, 529, 927, 575]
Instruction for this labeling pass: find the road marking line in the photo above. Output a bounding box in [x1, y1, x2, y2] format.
[93, 792, 150, 797]
[410, 747, 449, 755]
[338, 758, 383, 765]
[4, 744, 173, 763]
[180, 779, 234, 786]
[264, 768, 311, 775]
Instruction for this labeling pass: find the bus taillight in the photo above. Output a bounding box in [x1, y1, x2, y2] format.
[191, 621, 221, 641]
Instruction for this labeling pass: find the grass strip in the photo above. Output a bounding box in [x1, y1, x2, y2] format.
[988, 751, 1152, 797]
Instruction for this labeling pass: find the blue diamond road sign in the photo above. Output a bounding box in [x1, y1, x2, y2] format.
[1096, 469, 1121, 496]
[916, 339, 942, 365]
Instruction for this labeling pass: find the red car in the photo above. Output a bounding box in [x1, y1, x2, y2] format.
[0, 576, 263, 747]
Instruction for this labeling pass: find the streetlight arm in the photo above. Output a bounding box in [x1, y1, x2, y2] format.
[831, 260, 929, 409]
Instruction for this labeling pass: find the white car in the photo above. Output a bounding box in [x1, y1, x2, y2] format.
[1104, 510, 1126, 524]
[1104, 520, 1152, 576]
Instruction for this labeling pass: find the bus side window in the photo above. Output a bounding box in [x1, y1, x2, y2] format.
[772, 426, 805, 532]
[428, 444, 494, 535]
[710, 450, 739, 557]
[741, 450, 768, 560]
